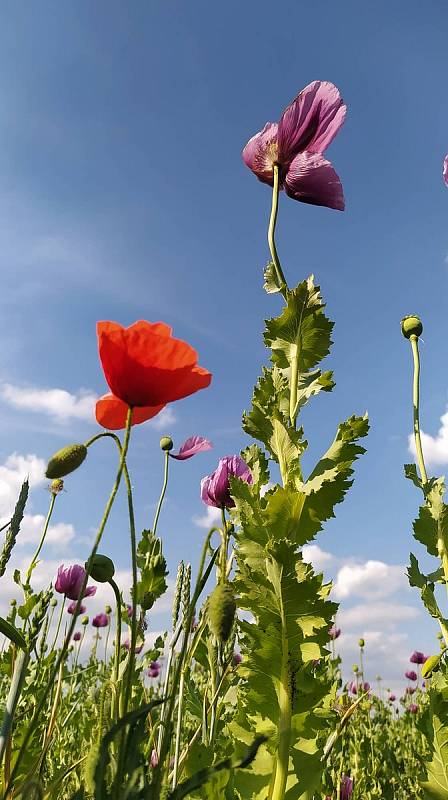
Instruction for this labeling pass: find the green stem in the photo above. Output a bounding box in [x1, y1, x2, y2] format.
[410, 335, 428, 486]
[50, 597, 66, 652]
[153, 451, 170, 534]
[0, 649, 29, 766]
[25, 493, 57, 587]
[219, 508, 228, 584]
[3, 407, 134, 799]
[268, 165, 288, 298]
[270, 603, 291, 800]
[110, 578, 122, 703]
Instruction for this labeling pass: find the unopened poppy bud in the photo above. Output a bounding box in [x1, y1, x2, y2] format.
[207, 583, 236, 643]
[50, 598, 57, 607]
[45, 444, 87, 479]
[10, 598, 16, 607]
[422, 654, 441, 678]
[358, 638, 365, 648]
[160, 436, 173, 452]
[86, 554, 115, 583]
[50, 479, 64, 495]
[81, 615, 89, 625]
[401, 315, 423, 340]
[352, 664, 359, 674]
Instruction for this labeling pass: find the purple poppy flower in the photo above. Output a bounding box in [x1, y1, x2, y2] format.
[329, 625, 341, 640]
[443, 155, 448, 186]
[125, 604, 133, 619]
[170, 436, 212, 461]
[409, 703, 419, 714]
[405, 670, 417, 681]
[150, 749, 159, 768]
[340, 775, 354, 800]
[73, 631, 82, 642]
[67, 601, 86, 616]
[201, 455, 253, 509]
[233, 652, 242, 666]
[92, 613, 109, 628]
[55, 564, 97, 601]
[148, 660, 161, 679]
[349, 681, 370, 696]
[388, 694, 396, 702]
[405, 686, 416, 695]
[242, 81, 346, 211]
[410, 651, 426, 664]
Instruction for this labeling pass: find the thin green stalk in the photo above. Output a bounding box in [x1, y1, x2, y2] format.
[0, 649, 29, 766]
[50, 597, 66, 652]
[25, 493, 57, 587]
[270, 601, 292, 800]
[268, 165, 288, 298]
[410, 335, 428, 486]
[3, 407, 134, 799]
[153, 451, 170, 534]
[122, 460, 138, 716]
[110, 578, 122, 704]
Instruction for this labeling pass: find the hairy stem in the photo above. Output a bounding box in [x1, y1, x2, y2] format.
[153, 451, 170, 534]
[410, 335, 428, 486]
[268, 165, 288, 297]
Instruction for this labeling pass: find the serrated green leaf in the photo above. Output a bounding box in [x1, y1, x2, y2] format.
[0, 616, 27, 650]
[421, 685, 448, 799]
[264, 276, 333, 372]
[263, 261, 282, 294]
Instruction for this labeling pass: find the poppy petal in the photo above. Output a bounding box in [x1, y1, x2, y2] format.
[242, 122, 279, 185]
[285, 151, 345, 210]
[278, 81, 346, 162]
[170, 435, 212, 460]
[95, 393, 165, 430]
[444, 155, 448, 186]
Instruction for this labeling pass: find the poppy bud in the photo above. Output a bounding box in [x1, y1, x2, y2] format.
[207, 584, 236, 643]
[105, 605, 112, 614]
[45, 444, 87, 479]
[10, 599, 16, 607]
[86, 554, 115, 583]
[50, 479, 64, 495]
[358, 638, 365, 648]
[81, 615, 89, 625]
[50, 598, 57, 607]
[352, 664, 359, 674]
[401, 315, 423, 340]
[160, 436, 173, 452]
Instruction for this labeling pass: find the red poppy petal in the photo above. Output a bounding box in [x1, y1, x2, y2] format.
[164, 365, 212, 403]
[95, 394, 165, 430]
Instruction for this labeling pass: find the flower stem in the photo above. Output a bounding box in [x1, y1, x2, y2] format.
[0, 649, 29, 767]
[410, 335, 428, 486]
[270, 603, 292, 800]
[25, 492, 57, 588]
[268, 165, 288, 298]
[3, 407, 134, 799]
[153, 451, 170, 534]
[50, 597, 66, 652]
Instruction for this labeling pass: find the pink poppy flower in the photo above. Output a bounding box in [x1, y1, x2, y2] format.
[243, 81, 346, 210]
[55, 565, 97, 601]
[201, 455, 252, 509]
[170, 436, 212, 461]
[443, 155, 448, 186]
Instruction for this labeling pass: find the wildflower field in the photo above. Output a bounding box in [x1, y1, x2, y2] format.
[0, 6, 447, 800]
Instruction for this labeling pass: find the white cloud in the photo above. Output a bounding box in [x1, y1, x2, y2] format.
[13, 514, 76, 550]
[302, 544, 335, 572]
[0, 453, 46, 515]
[192, 505, 222, 529]
[338, 601, 419, 629]
[408, 408, 448, 466]
[1, 383, 97, 424]
[333, 560, 407, 600]
[148, 406, 177, 431]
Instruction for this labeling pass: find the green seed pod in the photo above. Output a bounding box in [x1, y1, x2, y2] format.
[10, 598, 17, 607]
[81, 615, 89, 626]
[401, 315, 423, 340]
[352, 664, 359, 674]
[45, 444, 87, 479]
[50, 598, 57, 607]
[358, 638, 365, 648]
[86, 554, 115, 583]
[105, 604, 112, 615]
[422, 654, 442, 678]
[160, 436, 173, 452]
[207, 583, 236, 643]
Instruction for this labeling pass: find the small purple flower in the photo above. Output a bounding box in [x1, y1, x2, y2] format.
[233, 652, 242, 666]
[201, 455, 252, 509]
[73, 631, 82, 642]
[409, 703, 419, 714]
[405, 670, 417, 681]
[55, 564, 96, 601]
[170, 436, 212, 461]
[148, 660, 161, 679]
[410, 651, 426, 664]
[443, 155, 448, 186]
[405, 686, 416, 695]
[92, 613, 109, 628]
[388, 694, 396, 702]
[242, 81, 346, 211]
[340, 775, 354, 800]
[329, 625, 341, 640]
[150, 749, 159, 768]
[125, 604, 133, 619]
[349, 681, 370, 696]
[67, 601, 86, 616]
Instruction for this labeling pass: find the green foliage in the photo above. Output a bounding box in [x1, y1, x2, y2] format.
[135, 531, 168, 611]
[420, 673, 448, 799]
[0, 479, 29, 578]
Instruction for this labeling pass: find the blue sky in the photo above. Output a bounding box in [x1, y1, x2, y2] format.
[0, 0, 447, 689]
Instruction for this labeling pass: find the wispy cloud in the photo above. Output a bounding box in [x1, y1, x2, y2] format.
[1, 383, 97, 424]
[0, 452, 46, 516]
[192, 505, 221, 529]
[408, 407, 448, 466]
[149, 407, 177, 431]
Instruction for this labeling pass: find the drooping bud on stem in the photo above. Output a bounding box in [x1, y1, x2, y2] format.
[45, 444, 87, 479]
[85, 554, 115, 583]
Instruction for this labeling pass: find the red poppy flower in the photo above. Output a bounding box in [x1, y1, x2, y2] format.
[95, 393, 165, 430]
[96, 321, 212, 427]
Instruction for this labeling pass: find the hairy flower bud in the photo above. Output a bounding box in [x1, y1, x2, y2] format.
[207, 583, 236, 643]
[86, 554, 115, 583]
[160, 436, 173, 452]
[46, 444, 87, 479]
[358, 638, 365, 648]
[50, 478, 65, 495]
[401, 315, 423, 340]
